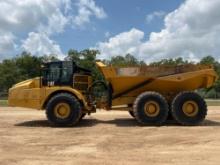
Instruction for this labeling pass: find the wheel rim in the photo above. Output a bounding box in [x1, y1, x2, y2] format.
[54, 103, 71, 119]
[144, 101, 160, 117]
[182, 101, 199, 117]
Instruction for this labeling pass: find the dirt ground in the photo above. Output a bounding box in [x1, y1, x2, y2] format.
[0, 107, 220, 165]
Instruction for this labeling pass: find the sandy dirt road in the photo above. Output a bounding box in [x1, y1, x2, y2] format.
[0, 107, 220, 165]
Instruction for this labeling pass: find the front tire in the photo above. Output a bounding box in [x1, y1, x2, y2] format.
[133, 92, 169, 125]
[171, 91, 207, 125]
[46, 93, 82, 126]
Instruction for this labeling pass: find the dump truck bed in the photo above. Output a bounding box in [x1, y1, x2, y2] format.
[96, 62, 218, 106]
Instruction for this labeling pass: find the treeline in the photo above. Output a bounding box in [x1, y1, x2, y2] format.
[0, 49, 220, 98]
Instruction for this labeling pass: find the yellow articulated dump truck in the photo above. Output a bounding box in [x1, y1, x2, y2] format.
[8, 61, 218, 126]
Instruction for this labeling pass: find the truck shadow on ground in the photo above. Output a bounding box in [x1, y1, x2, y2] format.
[15, 118, 220, 128]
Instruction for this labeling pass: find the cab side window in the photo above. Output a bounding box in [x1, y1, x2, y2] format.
[48, 64, 60, 83]
[42, 62, 74, 86]
[60, 62, 73, 84]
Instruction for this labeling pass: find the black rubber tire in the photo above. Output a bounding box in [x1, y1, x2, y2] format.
[167, 103, 174, 121]
[128, 111, 135, 117]
[133, 91, 169, 125]
[171, 91, 207, 126]
[167, 110, 174, 121]
[46, 93, 82, 126]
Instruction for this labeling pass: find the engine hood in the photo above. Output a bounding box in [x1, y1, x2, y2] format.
[10, 77, 40, 90]
[8, 77, 41, 108]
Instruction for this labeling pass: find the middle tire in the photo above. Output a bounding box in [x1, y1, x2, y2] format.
[133, 91, 169, 125]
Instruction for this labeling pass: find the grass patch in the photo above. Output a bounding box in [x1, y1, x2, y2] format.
[0, 100, 8, 107]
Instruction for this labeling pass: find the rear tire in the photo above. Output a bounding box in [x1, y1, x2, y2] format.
[171, 91, 207, 125]
[133, 92, 169, 125]
[46, 93, 82, 126]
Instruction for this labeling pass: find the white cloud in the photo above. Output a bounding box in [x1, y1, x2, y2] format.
[73, 0, 107, 27]
[0, 32, 17, 59]
[0, 0, 71, 60]
[0, 0, 71, 35]
[96, 28, 144, 59]
[0, 0, 107, 60]
[96, 0, 220, 63]
[22, 32, 63, 58]
[146, 11, 166, 24]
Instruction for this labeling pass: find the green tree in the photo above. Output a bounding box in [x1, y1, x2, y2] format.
[200, 56, 216, 65]
[41, 54, 59, 63]
[66, 49, 103, 80]
[200, 55, 220, 75]
[66, 49, 80, 64]
[199, 55, 220, 98]
[15, 52, 42, 78]
[0, 59, 20, 93]
[109, 54, 145, 66]
[149, 57, 189, 66]
[0, 52, 43, 95]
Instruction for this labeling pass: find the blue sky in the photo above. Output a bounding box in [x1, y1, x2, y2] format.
[0, 0, 220, 62]
[56, 0, 184, 53]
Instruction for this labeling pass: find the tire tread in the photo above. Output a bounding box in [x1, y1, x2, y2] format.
[133, 91, 169, 125]
[171, 91, 207, 126]
[46, 93, 82, 126]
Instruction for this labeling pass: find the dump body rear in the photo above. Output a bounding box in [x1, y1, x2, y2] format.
[96, 62, 218, 106]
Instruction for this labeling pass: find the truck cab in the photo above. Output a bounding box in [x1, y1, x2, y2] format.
[9, 61, 93, 111]
[41, 61, 91, 87]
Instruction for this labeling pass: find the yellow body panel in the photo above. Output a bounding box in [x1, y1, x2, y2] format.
[8, 77, 89, 110]
[96, 62, 218, 106]
[8, 78, 42, 109]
